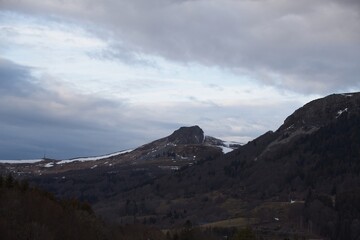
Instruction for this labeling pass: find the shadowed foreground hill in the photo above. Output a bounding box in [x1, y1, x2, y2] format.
[0, 175, 259, 240]
[0, 175, 165, 240]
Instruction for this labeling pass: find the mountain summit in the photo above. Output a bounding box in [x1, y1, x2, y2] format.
[0, 125, 238, 176]
[278, 92, 360, 132]
[265, 92, 360, 152]
[167, 125, 204, 144]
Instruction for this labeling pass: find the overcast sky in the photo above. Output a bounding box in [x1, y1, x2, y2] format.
[0, 0, 359, 160]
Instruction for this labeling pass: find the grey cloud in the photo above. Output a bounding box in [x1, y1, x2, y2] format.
[89, 43, 157, 67]
[2, 0, 358, 157]
[0, 58, 38, 95]
[0, 59, 157, 159]
[336, 0, 360, 9]
[0, 59, 305, 159]
[130, 96, 304, 143]
[1, 0, 359, 94]
[0, 60, 231, 159]
[98, 0, 360, 93]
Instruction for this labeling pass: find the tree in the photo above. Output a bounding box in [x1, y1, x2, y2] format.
[233, 227, 256, 240]
[5, 174, 14, 188]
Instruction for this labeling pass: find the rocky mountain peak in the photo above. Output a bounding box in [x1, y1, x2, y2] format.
[259, 92, 360, 154]
[167, 125, 204, 144]
[278, 92, 360, 133]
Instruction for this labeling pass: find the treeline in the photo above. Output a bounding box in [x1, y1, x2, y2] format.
[0, 174, 165, 240]
[0, 174, 93, 213]
[165, 224, 259, 240]
[304, 189, 360, 240]
[0, 174, 265, 240]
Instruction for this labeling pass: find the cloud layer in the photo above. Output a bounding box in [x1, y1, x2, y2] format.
[0, 59, 144, 159]
[0, 0, 359, 159]
[0, 57, 304, 159]
[2, 0, 359, 93]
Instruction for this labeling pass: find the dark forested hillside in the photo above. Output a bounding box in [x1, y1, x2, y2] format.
[0, 175, 166, 240]
[228, 108, 360, 198]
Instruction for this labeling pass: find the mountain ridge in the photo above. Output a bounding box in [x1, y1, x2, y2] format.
[91, 92, 360, 237]
[0, 126, 239, 176]
[278, 92, 360, 132]
[2, 92, 360, 239]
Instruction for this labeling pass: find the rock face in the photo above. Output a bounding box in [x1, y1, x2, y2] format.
[167, 125, 205, 144]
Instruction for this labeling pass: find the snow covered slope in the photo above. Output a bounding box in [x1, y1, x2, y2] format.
[57, 149, 133, 164]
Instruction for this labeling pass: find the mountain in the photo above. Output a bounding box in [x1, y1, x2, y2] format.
[92, 92, 360, 239]
[238, 92, 360, 197]
[167, 125, 205, 144]
[2, 92, 360, 240]
[0, 125, 237, 175]
[0, 126, 239, 207]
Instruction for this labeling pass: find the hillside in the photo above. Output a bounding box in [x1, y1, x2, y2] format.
[1, 93, 360, 239]
[0, 126, 235, 175]
[0, 175, 166, 240]
[0, 126, 236, 205]
[94, 93, 360, 239]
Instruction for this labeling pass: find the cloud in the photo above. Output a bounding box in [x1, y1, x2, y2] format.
[90, 43, 156, 67]
[2, 1, 356, 158]
[0, 59, 144, 159]
[0, 58, 304, 159]
[0, 58, 38, 95]
[1, 0, 359, 94]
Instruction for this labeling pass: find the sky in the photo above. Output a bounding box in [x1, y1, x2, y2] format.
[0, 0, 359, 160]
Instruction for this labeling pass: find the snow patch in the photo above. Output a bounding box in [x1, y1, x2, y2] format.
[336, 108, 348, 118]
[219, 146, 234, 154]
[44, 162, 54, 168]
[286, 124, 295, 131]
[159, 166, 180, 171]
[57, 149, 133, 165]
[0, 159, 44, 164]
